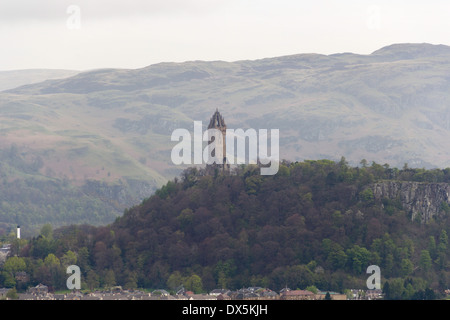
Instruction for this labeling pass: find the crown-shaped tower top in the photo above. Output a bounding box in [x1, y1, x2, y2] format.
[208, 108, 226, 129]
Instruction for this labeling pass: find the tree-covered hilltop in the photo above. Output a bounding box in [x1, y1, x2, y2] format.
[1, 159, 449, 299]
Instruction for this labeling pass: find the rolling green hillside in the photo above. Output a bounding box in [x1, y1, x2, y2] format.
[6, 43, 450, 169]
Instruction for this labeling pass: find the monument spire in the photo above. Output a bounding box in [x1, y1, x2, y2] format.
[206, 109, 229, 174]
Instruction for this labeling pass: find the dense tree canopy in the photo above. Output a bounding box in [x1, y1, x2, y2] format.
[1, 160, 449, 298]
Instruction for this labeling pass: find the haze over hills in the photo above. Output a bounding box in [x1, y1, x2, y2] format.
[2, 42, 450, 231]
[0, 69, 80, 92]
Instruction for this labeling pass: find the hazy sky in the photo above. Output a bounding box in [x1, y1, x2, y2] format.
[1, 0, 450, 71]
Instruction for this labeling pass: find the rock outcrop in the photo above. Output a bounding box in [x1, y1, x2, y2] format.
[372, 181, 450, 223]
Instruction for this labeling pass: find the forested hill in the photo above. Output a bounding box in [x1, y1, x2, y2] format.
[7, 160, 450, 298]
[5, 43, 450, 232]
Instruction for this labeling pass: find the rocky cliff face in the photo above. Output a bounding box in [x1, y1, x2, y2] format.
[372, 181, 450, 223]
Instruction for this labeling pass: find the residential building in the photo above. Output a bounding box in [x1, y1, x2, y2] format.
[280, 290, 315, 300]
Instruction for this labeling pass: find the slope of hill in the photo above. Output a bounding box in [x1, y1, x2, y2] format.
[6, 43, 450, 169]
[8, 161, 450, 298]
[2, 43, 450, 231]
[0, 69, 79, 92]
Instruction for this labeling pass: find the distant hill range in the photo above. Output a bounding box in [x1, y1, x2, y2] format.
[2, 42, 450, 230]
[0, 69, 79, 92]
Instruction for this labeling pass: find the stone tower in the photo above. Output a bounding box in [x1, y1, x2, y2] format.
[206, 109, 229, 173]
